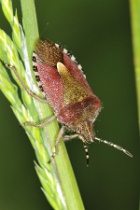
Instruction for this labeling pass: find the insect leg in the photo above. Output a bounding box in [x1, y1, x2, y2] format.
[5, 63, 48, 103]
[23, 115, 56, 128]
[63, 134, 79, 141]
[48, 126, 65, 163]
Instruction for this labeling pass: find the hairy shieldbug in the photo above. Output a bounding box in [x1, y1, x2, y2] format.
[31, 39, 133, 165]
[6, 39, 133, 165]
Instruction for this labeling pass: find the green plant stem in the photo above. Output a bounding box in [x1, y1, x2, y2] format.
[130, 2, 140, 209]
[130, 0, 140, 130]
[20, 0, 39, 58]
[20, 0, 85, 209]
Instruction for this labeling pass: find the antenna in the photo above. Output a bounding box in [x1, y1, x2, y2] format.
[83, 143, 89, 166]
[94, 137, 133, 157]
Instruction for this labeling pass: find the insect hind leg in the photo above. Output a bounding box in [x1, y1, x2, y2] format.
[5, 63, 48, 103]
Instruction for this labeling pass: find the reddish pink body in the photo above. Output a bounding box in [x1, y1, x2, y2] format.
[32, 40, 101, 143]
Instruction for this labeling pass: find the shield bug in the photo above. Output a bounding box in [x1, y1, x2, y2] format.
[31, 39, 133, 164]
[5, 39, 133, 165]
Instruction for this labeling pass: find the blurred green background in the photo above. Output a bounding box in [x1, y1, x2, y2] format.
[0, 0, 139, 210]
